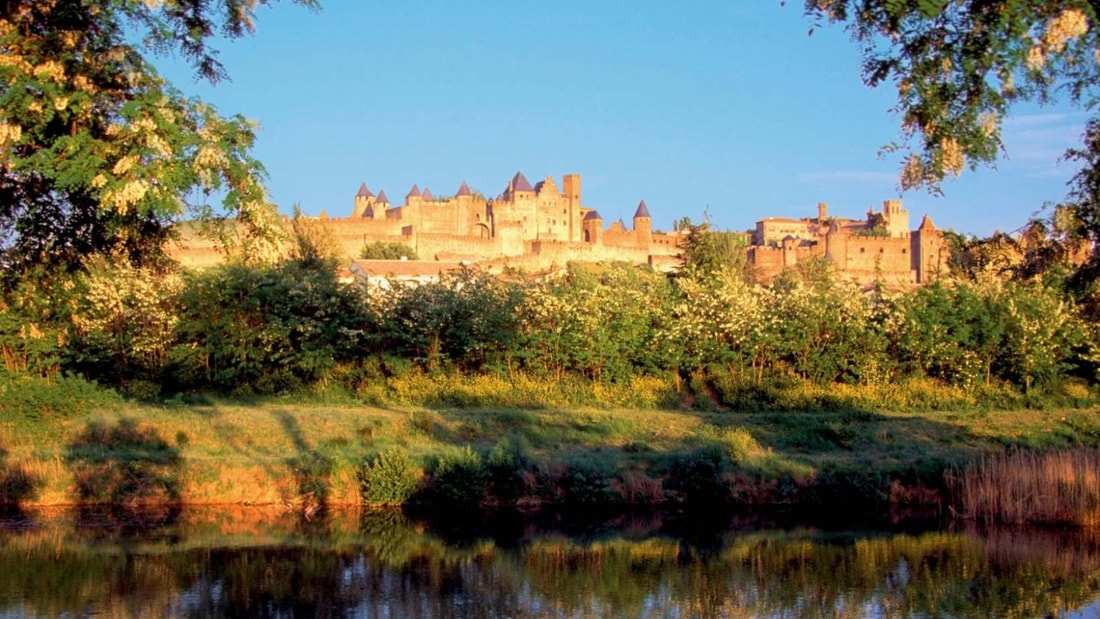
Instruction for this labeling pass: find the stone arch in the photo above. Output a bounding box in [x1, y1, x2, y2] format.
[473, 222, 491, 239]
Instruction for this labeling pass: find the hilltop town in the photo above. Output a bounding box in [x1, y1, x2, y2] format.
[172, 170, 946, 286]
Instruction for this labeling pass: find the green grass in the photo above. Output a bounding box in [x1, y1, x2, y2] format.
[3, 379, 1100, 514]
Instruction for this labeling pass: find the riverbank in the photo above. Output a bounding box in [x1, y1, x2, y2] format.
[4, 391, 1100, 519]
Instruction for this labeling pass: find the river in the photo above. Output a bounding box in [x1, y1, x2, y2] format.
[1, 506, 1099, 618]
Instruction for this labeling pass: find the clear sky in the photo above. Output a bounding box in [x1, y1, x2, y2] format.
[156, 1, 1088, 237]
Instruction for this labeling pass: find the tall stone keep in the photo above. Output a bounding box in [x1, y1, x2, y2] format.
[633, 200, 652, 249]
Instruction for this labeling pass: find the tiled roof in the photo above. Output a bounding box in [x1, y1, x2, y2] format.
[583, 210, 602, 221]
[510, 171, 533, 192]
[407, 184, 421, 199]
[422, 187, 435, 201]
[634, 200, 650, 218]
[356, 182, 373, 198]
[456, 181, 472, 197]
[919, 214, 936, 230]
[376, 190, 389, 203]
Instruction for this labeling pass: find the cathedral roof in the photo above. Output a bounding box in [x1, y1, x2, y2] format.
[356, 182, 373, 198]
[406, 184, 421, 199]
[633, 200, 650, 218]
[376, 190, 389, 204]
[422, 187, 434, 201]
[456, 181, 472, 197]
[510, 171, 534, 193]
[583, 210, 602, 221]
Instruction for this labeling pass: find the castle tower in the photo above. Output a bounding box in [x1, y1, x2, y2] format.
[353, 182, 374, 218]
[582, 210, 602, 244]
[372, 189, 390, 221]
[782, 235, 799, 268]
[456, 181, 473, 199]
[406, 184, 422, 206]
[911, 214, 943, 284]
[422, 187, 435, 201]
[824, 219, 847, 267]
[508, 171, 535, 200]
[633, 199, 652, 249]
[817, 202, 828, 222]
[883, 199, 909, 238]
[562, 173, 581, 241]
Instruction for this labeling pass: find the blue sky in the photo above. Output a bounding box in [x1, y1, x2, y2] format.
[157, 1, 1087, 237]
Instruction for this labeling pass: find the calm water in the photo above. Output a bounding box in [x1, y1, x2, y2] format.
[1, 506, 1100, 618]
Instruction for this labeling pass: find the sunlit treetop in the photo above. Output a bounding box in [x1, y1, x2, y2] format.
[0, 0, 317, 276]
[804, 0, 1100, 191]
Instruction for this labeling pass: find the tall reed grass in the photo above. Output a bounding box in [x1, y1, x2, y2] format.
[949, 449, 1100, 526]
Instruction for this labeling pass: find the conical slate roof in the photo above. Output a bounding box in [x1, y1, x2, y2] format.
[406, 184, 421, 199]
[633, 200, 650, 218]
[510, 171, 533, 192]
[422, 187, 434, 201]
[919, 214, 936, 230]
[583, 210, 602, 221]
[376, 189, 390, 204]
[456, 181, 472, 197]
[356, 182, 373, 198]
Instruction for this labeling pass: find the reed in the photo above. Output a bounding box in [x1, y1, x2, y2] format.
[949, 449, 1100, 526]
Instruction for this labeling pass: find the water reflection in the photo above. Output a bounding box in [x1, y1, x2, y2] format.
[0, 506, 1098, 618]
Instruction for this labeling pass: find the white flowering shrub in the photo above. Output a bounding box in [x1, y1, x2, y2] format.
[69, 257, 181, 384]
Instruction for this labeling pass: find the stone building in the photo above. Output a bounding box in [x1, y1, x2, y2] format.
[169, 169, 946, 287]
[327, 171, 683, 272]
[748, 200, 946, 286]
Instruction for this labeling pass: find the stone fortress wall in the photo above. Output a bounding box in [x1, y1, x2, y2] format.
[170, 170, 946, 286]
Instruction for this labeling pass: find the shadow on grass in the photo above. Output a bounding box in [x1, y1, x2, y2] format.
[272, 409, 331, 520]
[64, 418, 182, 505]
[0, 446, 42, 507]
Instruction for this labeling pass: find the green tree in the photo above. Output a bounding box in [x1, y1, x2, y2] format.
[0, 0, 316, 280]
[676, 218, 749, 279]
[804, 1, 1098, 190]
[359, 241, 419, 260]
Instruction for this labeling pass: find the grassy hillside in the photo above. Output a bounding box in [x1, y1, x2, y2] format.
[4, 383, 1100, 519]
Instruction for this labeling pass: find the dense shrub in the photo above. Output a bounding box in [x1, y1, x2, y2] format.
[486, 435, 533, 503]
[428, 446, 488, 509]
[360, 448, 421, 505]
[665, 446, 729, 505]
[171, 262, 369, 394]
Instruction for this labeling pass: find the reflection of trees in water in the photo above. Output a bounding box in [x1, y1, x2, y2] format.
[0, 510, 1100, 617]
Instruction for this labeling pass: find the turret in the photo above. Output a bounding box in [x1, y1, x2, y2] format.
[372, 189, 390, 220]
[353, 182, 374, 218]
[817, 202, 828, 222]
[582, 210, 602, 244]
[633, 199, 652, 249]
[456, 181, 473, 200]
[562, 173, 581, 241]
[406, 184, 422, 206]
[882, 199, 909, 238]
[911, 213, 943, 284]
[506, 171, 535, 202]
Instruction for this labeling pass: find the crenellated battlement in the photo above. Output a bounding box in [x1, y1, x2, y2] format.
[169, 169, 944, 286]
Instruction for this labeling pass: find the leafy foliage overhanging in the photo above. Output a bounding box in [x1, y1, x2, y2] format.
[0, 0, 316, 278]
